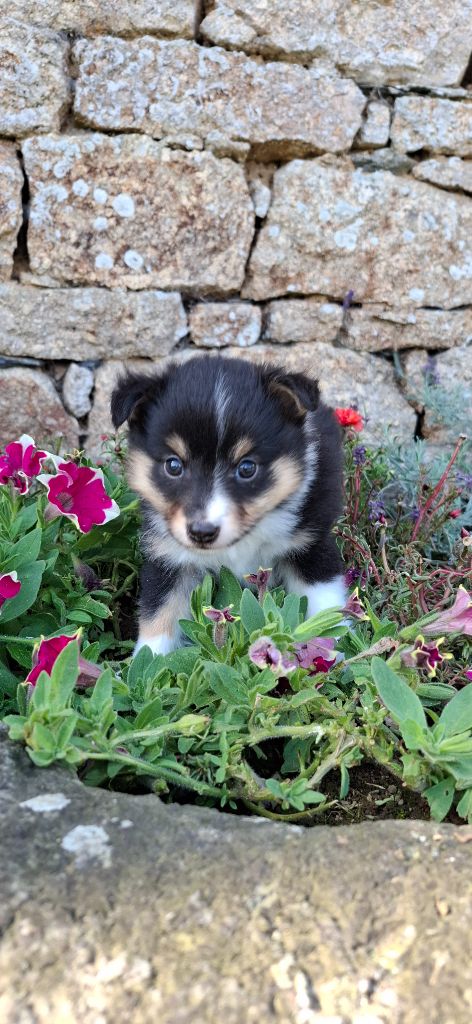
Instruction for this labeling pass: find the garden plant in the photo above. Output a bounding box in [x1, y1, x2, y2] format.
[0, 382, 471, 826]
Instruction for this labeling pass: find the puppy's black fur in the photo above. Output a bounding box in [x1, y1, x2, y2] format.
[111, 355, 345, 654]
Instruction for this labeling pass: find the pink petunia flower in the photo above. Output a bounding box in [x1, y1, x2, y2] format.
[249, 636, 297, 675]
[423, 586, 472, 638]
[0, 434, 50, 494]
[294, 637, 336, 674]
[401, 635, 452, 678]
[38, 461, 120, 533]
[466, 670, 472, 681]
[25, 633, 102, 688]
[0, 571, 21, 608]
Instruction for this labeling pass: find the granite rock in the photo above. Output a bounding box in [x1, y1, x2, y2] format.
[0, 143, 23, 281]
[0, 1, 197, 37]
[0, 20, 69, 137]
[62, 364, 94, 418]
[0, 283, 187, 359]
[346, 306, 472, 352]
[23, 134, 255, 294]
[243, 157, 472, 308]
[0, 368, 79, 449]
[201, 0, 472, 87]
[413, 157, 472, 195]
[264, 299, 343, 344]
[189, 303, 262, 348]
[392, 97, 472, 156]
[354, 100, 391, 149]
[3, 731, 472, 1024]
[74, 38, 365, 160]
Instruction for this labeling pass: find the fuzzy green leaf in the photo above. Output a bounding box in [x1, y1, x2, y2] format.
[239, 588, 266, 634]
[372, 656, 427, 729]
[439, 685, 472, 739]
[424, 777, 455, 822]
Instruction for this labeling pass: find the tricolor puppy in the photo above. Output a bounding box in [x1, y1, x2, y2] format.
[111, 355, 346, 655]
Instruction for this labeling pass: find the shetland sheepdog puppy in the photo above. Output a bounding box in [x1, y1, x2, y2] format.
[111, 355, 346, 654]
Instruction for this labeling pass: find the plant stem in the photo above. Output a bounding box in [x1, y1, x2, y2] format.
[411, 435, 466, 542]
[0, 634, 36, 645]
[84, 750, 227, 798]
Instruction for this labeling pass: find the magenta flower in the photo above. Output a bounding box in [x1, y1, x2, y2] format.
[423, 587, 472, 638]
[38, 461, 120, 533]
[244, 567, 272, 601]
[0, 571, 21, 608]
[401, 635, 452, 678]
[466, 670, 472, 681]
[294, 636, 336, 673]
[0, 434, 49, 494]
[203, 605, 238, 624]
[204, 604, 239, 648]
[25, 633, 101, 688]
[343, 588, 368, 620]
[249, 636, 297, 675]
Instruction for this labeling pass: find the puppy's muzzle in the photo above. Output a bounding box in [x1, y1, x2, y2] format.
[187, 520, 220, 546]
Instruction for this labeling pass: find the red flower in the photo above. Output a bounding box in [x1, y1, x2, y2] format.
[334, 408, 364, 432]
[0, 434, 50, 494]
[38, 461, 120, 533]
[25, 633, 102, 688]
[0, 571, 21, 609]
[448, 509, 462, 519]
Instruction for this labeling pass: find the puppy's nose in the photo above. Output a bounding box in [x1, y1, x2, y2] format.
[187, 520, 220, 545]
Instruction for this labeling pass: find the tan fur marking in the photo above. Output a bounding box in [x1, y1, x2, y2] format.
[243, 456, 303, 523]
[230, 436, 254, 464]
[140, 584, 190, 641]
[268, 381, 307, 421]
[127, 449, 171, 516]
[166, 433, 188, 462]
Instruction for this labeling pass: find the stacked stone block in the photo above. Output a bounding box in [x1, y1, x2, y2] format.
[0, 1, 470, 450]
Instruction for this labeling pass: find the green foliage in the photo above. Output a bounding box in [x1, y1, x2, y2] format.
[0, 430, 471, 825]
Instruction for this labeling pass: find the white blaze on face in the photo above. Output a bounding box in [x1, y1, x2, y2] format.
[203, 486, 240, 547]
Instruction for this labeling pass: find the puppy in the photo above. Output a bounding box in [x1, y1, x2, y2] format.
[111, 355, 346, 655]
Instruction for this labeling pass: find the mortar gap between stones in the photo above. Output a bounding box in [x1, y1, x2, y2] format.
[11, 150, 30, 281]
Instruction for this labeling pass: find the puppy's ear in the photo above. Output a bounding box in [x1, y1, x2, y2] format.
[111, 371, 167, 429]
[262, 366, 319, 423]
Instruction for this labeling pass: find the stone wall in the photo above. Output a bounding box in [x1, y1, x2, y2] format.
[0, 2, 471, 451]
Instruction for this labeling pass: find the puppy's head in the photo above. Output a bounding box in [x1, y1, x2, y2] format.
[111, 356, 319, 551]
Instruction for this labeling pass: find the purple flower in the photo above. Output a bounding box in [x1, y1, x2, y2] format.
[456, 471, 472, 492]
[345, 567, 360, 587]
[423, 587, 472, 638]
[352, 445, 366, 466]
[294, 637, 336, 674]
[342, 289, 355, 311]
[249, 636, 297, 675]
[244, 567, 272, 601]
[401, 635, 452, 679]
[203, 605, 238, 649]
[368, 496, 387, 525]
[408, 506, 420, 522]
[343, 588, 368, 620]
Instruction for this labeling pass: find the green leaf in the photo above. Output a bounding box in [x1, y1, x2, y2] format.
[371, 656, 427, 729]
[281, 594, 302, 631]
[214, 568, 243, 612]
[339, 763, 350, 799]
[164, 647, 200, 675]
[400, 719, 427, 751]
[0, 561, 45, 623]
[424, 777, 455, 822]
[239, 589, 266, 634]
[439, 685, 472, 738]
[456, 788, 472, 823]
[134, 696, 164, 730]
[88, 669, 113, 714]
[1, 528, 42, 572]
[203, 662, 249, 705]
[292, 608, 344, 640]
[49, 640, 79, 709]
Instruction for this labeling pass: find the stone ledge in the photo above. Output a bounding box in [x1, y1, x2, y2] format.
[0, 2, 198, 38]
[1, 729, 472, 1024]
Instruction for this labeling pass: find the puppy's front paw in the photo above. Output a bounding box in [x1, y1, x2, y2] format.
[134, 633, 176, 658]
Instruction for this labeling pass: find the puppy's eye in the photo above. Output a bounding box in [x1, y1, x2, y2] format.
[236, 459, 257, 480]
[165, 456, 184, 477]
